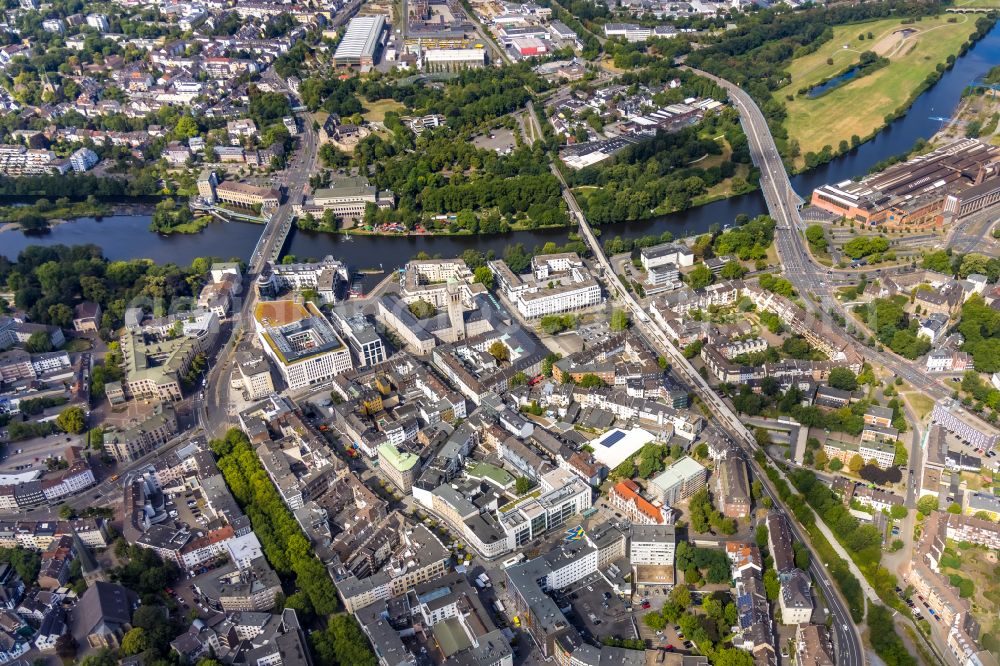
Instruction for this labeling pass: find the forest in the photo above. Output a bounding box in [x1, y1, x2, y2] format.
[570, 120, 749, 225]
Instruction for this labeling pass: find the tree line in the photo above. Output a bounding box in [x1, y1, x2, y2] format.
[210, 429, 340, 618]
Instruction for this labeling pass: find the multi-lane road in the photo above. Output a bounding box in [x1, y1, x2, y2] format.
[692, 68, 997, 448]
[550, 162, 866, 666]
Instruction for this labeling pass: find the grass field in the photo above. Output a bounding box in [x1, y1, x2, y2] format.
[955, 0, 1000, 7]
[363, 98, 406, 123]
[901, 391, 936, 421]
[776, 14, 984, 165]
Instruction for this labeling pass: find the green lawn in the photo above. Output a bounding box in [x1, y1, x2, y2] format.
[777, 14, 985, 163]
[902, 391, 936, 421]
[362, 98, 406, 123]
[64, 338, 93, 352]
[954, 0, 1000, 7]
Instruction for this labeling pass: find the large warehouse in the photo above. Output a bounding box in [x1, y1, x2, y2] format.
[333, 15, 387, 67]
[810, 138, 1000, 229]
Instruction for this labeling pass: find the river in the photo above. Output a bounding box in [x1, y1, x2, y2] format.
[3, 21, 999, 268]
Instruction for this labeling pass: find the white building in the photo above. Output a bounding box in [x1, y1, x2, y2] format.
[69, 147, 99, 172]
[234, 349, 274, 401]
[331, 311, 386, 368]
[589, 427, 655, 470]
[489, 253, 603, 319]
[650, 456, 707, 505]
[604, 23, 652, 42]
[85, 13, 110, 30]
[640, 243, 694, 270]
[253, 300, 352, 391]
[779, 570, 814, 625]
[629, 524, 675, 566]
[424, 49, 487, 72]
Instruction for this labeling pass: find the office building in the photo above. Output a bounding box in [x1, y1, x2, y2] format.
[640, 243, 694, 270]
[254, 300, 352, 390]
[216, 181, 279, 208]
[332, 311, 386, 367]
[197, 169, 217, 202]
[629, 523, 675, 587]
[489, 253, 603, 318]
[234, 349, 274, 401]
[377, 443, 420, 493]
[102, 403, 178, 463]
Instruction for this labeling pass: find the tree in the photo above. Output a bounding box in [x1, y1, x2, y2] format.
[848, 454, 864, 473]
[916, 495, 938, 516]
[56, 406, 86, 434]
[720, 260, 747, 280]
[670, 584, 691, 608]
[890, 505, 908, 520]
[828, 458, 844, 471]
[755, 524, 769, 550]
[311, 614, 378, 666]
[55, 634, 77, 661]
[541, 353, 561, 377]
[121, 627, 149, 656]
[814, 449, 828, 470]
[488, 341, 509, 362]
[828, 367, 858, 391]
[407, 299, 436, 319]
[947, 503, 962, 514]
[763, 568, 780, 600]
[793, 542, 810, 570]
[688, 263, 713, 289]
[515, 477, 532, 495]
[643, 611, 667, 631]
[610, 309, 630, 331]
[473, 266, 493, 289]
[25, 331, 53, 353]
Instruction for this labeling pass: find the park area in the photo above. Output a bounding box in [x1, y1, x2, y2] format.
[775, 14, 986, 165]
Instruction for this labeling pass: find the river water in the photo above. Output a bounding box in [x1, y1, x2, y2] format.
[3, 21, 999, 267]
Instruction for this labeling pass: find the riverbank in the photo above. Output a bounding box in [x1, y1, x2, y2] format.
[779, 13, 996, 171]
[0, 200, 113, 232]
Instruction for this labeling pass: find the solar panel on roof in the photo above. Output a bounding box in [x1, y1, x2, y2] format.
[600, 430, 626, 447]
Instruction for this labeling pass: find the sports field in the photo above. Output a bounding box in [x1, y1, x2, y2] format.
[776, 14, 985, 165]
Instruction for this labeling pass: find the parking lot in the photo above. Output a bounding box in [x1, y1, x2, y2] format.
[0, 430, 88, 474]
[472, 127, 517, 154]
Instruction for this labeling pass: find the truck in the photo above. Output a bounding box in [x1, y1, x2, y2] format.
[494, 600, 505, 614]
